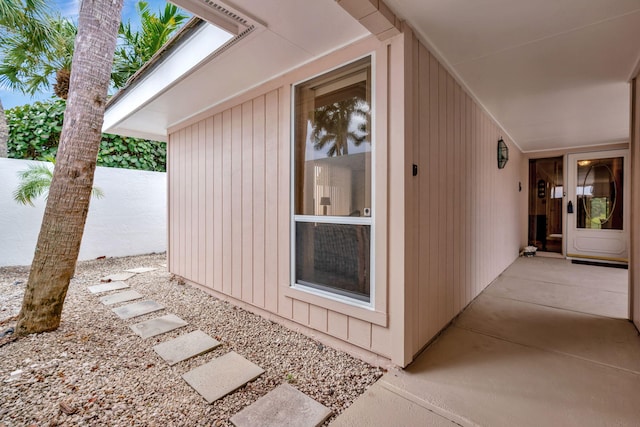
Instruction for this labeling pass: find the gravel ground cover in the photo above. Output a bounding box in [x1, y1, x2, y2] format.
[0, 253, 383, 426]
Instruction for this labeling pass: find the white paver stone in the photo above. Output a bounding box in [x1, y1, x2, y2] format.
[153, 330, 220, 365]
[130, 314, 189, 338]
[230, 384, 332, 427]
[124, 267, 158, 273]
[88, 281, 129, 294]
[112, 300, 163, 319]
[182, 351, 264, 404]
[101, 272, 136, 282]
[99, 290, 143, 305]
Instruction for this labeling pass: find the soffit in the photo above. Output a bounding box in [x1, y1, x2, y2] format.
[385, 0, 640, 152]
[104, 0, 368, 141]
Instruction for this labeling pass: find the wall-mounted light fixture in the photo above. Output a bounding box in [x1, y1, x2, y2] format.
[497, 137, 508, 169]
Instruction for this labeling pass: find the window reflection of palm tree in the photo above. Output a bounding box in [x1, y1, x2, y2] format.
[310, 97, 370, 293]
[311, 98, 368, 156]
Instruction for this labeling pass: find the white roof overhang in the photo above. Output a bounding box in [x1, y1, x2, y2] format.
[104, 0, 640, 153]
[103, 0, 369, 142]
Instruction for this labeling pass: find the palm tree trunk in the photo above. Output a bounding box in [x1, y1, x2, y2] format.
[0, 99, 8, 157]
[16, 0, 124, 335]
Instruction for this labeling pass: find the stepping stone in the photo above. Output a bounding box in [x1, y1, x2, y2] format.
[112, 300, 164, 319]
[99, 290, 143, 305]
[88, 281, 129, 294]
[130, 314, 188, 338]
[182, 351, 264, 403]
[230, 383, 332, 427]
[153, 330, 220, 365]
[124, 267, 158, 273]
[101, 272, 136, 282]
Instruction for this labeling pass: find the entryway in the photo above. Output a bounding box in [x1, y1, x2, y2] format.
[331, 257, 640, 426]
[528, 157, 564, 254]
[528, 150, 630, 264]
[566, 150, 629, 263]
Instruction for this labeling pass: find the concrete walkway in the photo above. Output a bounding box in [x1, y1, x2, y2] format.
[332, 256, 640, 426]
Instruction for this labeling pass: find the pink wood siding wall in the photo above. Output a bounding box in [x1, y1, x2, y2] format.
[167, 36, 398, 364]
[631, 75, 640, 331]
[168, 91, 283, 307]
[405, 30, 525, 356]
[166, 30, 525, 365]
[168, 89, 290, 316]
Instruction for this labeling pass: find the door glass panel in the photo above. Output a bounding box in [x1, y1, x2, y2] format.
[576, 157, 623, 230]
[528, 157, 563, 252]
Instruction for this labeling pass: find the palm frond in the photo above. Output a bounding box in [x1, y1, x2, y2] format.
[13, 163, 54, 206]
[13, 159, 105, 206]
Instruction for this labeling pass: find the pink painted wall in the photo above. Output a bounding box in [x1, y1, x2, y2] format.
[168, 36, 401, 365]
[404, 29, 525, 357]
[166, 27, 526, 366]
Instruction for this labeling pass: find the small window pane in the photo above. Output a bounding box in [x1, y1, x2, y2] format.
[294, 57, 371, 217]
[295, 222, 370, 302]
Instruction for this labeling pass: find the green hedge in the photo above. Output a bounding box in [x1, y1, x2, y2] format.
[7, 99, 166, 172]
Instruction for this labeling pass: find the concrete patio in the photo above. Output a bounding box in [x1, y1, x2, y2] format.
[332, 256, 640, 426]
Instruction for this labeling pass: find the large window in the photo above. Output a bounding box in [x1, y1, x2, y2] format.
[293, 56, 372, 303]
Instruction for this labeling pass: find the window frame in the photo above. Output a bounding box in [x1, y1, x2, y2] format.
[289, 53, 376, 309]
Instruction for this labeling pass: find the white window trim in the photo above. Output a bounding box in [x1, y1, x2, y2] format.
[290, 53, 376, 310]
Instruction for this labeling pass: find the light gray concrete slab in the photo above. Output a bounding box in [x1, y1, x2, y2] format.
[130, 314, 188, 338]
[88, 281, 129, 294]
[99, 290, 143, 305]
[124, 267, 158, 273]
[502, 257, 628, 293]
[182, 351, 264, 404]
[112, 300, 163, 319]
[101, 272, 136, 282]
[455, 294, 640, 373]
[330, 382, 455, 427]
[153, 330, 220, 366]
[231, 384, 331, 427]
[485, 275, 628, 318]
[382, 327, 640, 427]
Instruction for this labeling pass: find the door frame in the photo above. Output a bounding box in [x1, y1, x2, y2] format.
[565, 149, 629, 264]
[527, 156, 565, 255]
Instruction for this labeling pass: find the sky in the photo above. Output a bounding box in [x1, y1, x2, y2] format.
[1, 0, 170, 109]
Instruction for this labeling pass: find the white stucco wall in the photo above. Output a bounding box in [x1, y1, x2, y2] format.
[0, 158, 166, 266]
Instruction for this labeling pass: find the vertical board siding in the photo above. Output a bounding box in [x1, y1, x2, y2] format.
[241, 101, 254, 303]
[190, 125, 198, 282]
[179, 129, 187, 277]
[264, 90, 280, 314]
[222, 109, 233, 296]
[198, 122, 207, 286]
[213, 114, 223, 293]
[231, 105, 243, 300]
[252, 97, 266, 308]
[167, 65, 395, 359]
[205, 118, 214, 289]
[410, 33, 522, 354]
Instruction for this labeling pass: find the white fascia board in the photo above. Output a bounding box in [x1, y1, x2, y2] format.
[103, 24, 233, 134]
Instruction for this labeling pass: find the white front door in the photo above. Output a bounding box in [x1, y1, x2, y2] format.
[566, 150, 629, 263]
